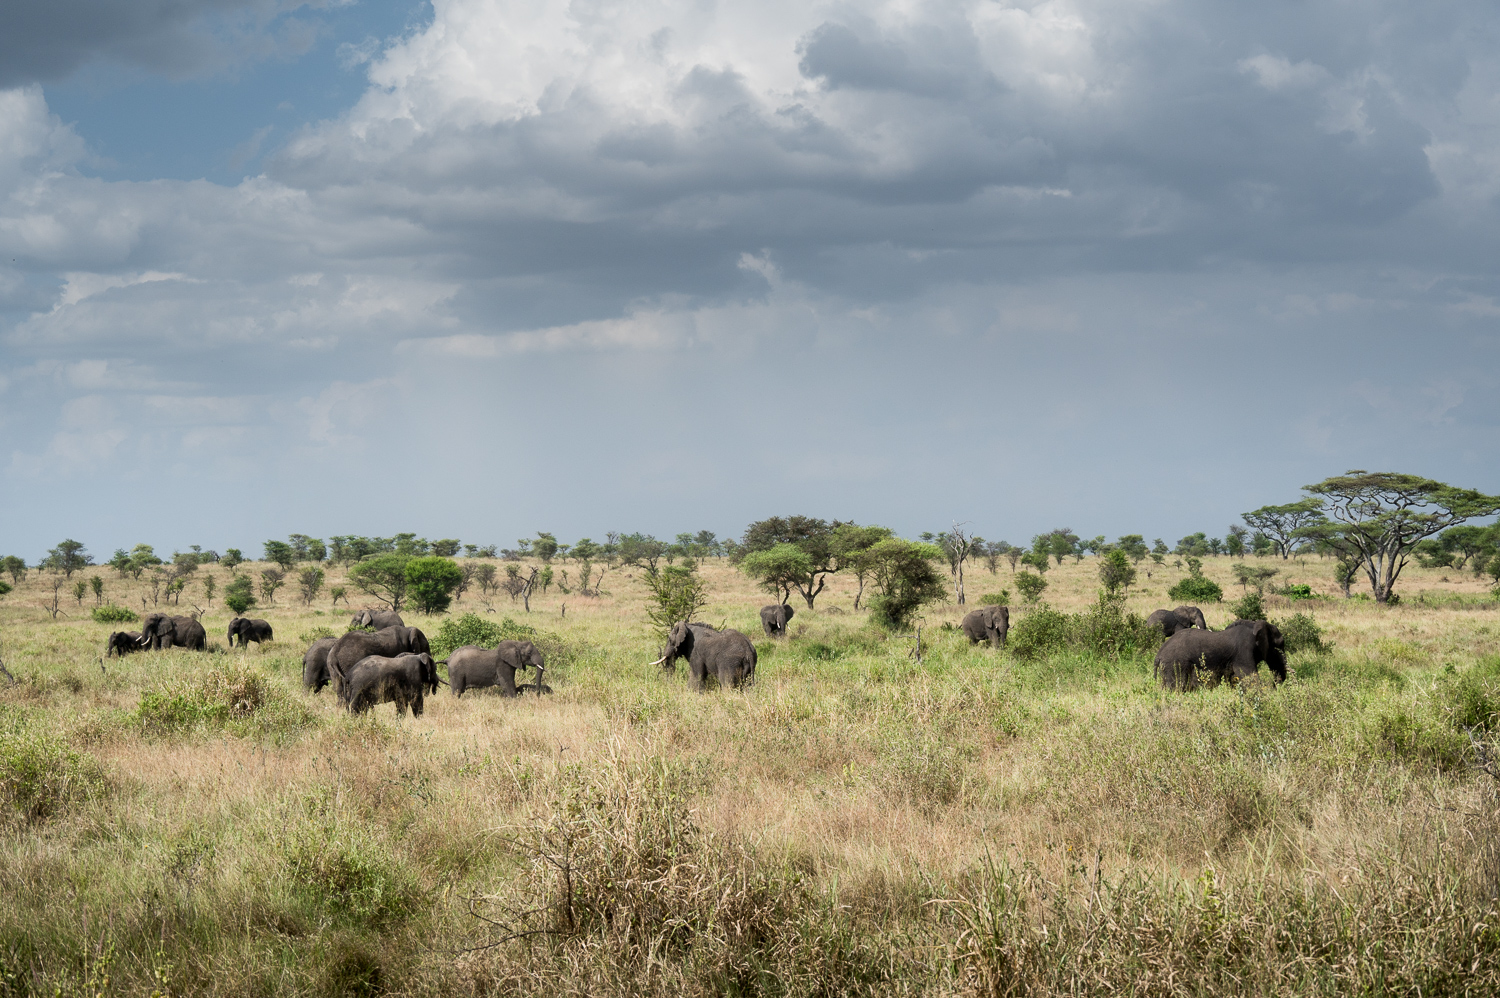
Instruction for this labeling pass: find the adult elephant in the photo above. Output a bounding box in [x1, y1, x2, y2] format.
[343, 653, 439, 717]
[326, 626, 430, 698]
[1146, 606, 1207, 638]
[302, 636, 338, 693]
[652, 621, 757, 691]
[961, 605, 1010, 648]
[138, 613, 207, 651]
[350, 608, 405, 630]
[106, 631, 144, 657]
[228, 617, 273, 648]
[1155, 619, 1286, 691]
[446, 641, 545, 697]
[760, 604, 795, 638]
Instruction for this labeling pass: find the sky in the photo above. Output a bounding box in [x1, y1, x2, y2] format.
[2, 0, 1498, 562]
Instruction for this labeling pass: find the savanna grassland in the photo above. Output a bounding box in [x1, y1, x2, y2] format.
[1, 553, 1499, 996]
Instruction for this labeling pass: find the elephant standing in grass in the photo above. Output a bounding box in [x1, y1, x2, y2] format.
[1155, 619, 1286, 691]
[760, 604, 795, 638]
[326, 626, 430, 697]
[1147, 606, 1208, 638]
[961, 605, 1010, 648]
[302, 636, 338, 693]
[228, 617, 273, 648]
[106, 631, 144, 657]
[350, 609, 404, 630]
[138, 613, 207, 651]
[652, 621, 757, 691]
[445, 641, 546, 697]
[343, 653, 439, 717]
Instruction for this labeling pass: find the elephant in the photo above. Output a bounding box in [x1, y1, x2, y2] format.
[106, 631, 144, 657]
[350, 608, 405, 630]
[651, 621, 757, 691]
[343, 653, 439, 717]
[1155, 619, 1287, 691]
[445, 641, 546, 697]
[961, 605, 1010, 648]
[228, 617, 273, 648]
[326, 625, 430, 698]
[1146, 605, 1208, 638]
[760, 603, 795, 638]
[138, 613, 207, 651]
[302, 636, 338, 693]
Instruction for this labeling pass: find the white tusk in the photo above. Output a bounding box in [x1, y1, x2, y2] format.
[649, 655, 668, 666]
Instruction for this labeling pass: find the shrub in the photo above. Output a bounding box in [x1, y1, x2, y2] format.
[1168, 576, 1223, 602]
[1277, 612, 1331, 656]
[405, 556, 464, 614]
[1228, 591, 1266, 621]
[430, 613, 538, 660]
[1280, 583, 1315, 600]
[224, 574, 256, 615]
[1010, 594, 1160, 661]
[1008, 605, 1072, 660]
[0, 580, 9, 599]
[0, 728, 108, 826]
[978, 591, 1011, 606]
[865, 539, 947, 630]
[642, 565, 710, 636]
[1015, 571, 1048, 604]
[1098, 549, 1136, 593]
[137, 664, 313, 735]
[90, 603, 138, 624]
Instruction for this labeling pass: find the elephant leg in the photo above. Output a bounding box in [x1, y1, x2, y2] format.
[412, 691, 423, 717]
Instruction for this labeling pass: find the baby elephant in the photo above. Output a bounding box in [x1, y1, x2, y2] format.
[446, 641, 546, 697]
[106, 631, 144, 657]
[343, 653, 439, 716]
[228, 617, 273, 648]
[961, 605, 1010, 648]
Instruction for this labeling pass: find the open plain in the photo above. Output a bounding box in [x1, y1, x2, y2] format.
[1, 553, 1498, 996]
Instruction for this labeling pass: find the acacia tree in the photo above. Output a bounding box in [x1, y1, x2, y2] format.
[865, 539, 947, 630]
[738, 516, 847, 609]
[348, 554, 412, 611]
[44, 540, 90, 577]
[1243, 499, 1325, 559]
[1295, 472, 1500, 603]
[831, 524, 894, 609]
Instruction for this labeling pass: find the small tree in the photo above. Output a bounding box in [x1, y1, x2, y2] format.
[1117, 535, 1148, 564]
[71, 579, 87, 606]
[643, 564, 710, 637]
[221, 548, 243, 570]
[1005, 547, 1023, 573]
[831, 524, 894, 609]
[2, 556, 25, 585]
[740, 544, 811, 606]
[260, 568, 286, 605]
[298, 567, 325, 606]
[348, 554, 412, 611]
[89, 575, 104, 605]
[45, 539, 91, 577]
[202, 573, 216, 607]
[224, 575, 256, 615]
[1015, 570, 1048, 604]
[1098, 550, 1136, 594]
[432, 539, 462, 557]
[263, 540, 295, 570]
[406, 557, 464, 614]
[865, 539, 946, 630]
[934, 523, 977, 605]
[475, 563, 498, 597]
[1243, 499, 1326, 560]
[330, 586, 348, 607]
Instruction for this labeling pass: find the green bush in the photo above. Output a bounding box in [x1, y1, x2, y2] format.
[430, 613, 538, 660]
[224, 574, 256, 615]
[0, 728, 107, 825]
[137, 664, 312, 735]
[1228, 591, 1266, 621]
[90, 603, 139, 624]
[1276, 612, 1331, 656]
[978, 591, 1011, 606]
[1168, 576, 1223, 602]
[1280, 583, 1315, 600]
[0, 580, 10, 599]
[1008, 605, 1072, 660]
[1010, 595, 1159, 661]
[1015, 571, 1048, 604]
[405, 556, 464, 614]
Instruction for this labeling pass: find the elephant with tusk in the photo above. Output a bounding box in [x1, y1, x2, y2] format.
[654, 621, 756, 691]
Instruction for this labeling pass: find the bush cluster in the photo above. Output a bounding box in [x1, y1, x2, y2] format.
[1276, 612, 1332, 656]
[1009, 593, 1161, 661]
[90, 603, 139, 624]
[137, 664, 312, 735]
[0, 728, 107, 826]
[429, 612, 538, 660]
[1168, 575, 1224, 602]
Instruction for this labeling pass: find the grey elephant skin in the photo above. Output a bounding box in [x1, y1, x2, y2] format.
[654, 621, 757, 691]
[301, 636, 338, 692]
[760, 603, 795, 638]
[350, 608, 405, 630]
[446, 641, 545, 697]
[228, 617, 273, 648]
[138, 613, 207, 651]
[1155, 619, 1286, 691]
[343, 653, 439, 716]
[106, 631, 144, 657]
[1146, 606, 1207, 638]
[961, 605, 1010, 648]
[325, 626, 430, 696]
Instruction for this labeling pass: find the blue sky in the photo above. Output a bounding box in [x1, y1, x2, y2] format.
[1, 0, 1497, 561]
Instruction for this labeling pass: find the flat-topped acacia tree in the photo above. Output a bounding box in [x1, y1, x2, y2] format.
[1296, 471, 1500, 604]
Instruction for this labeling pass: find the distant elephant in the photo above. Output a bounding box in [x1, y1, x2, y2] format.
[1155, 619, 1286, 691]
[106, 631, 144, 657]
[760, 604, 795, 638]
[326, 625, 430, 698]
[343, 653, 439, 717]
[228, 617, 273, 648]
[302, 636, 338, 693]
[961, 605, 1010, 648]
[138, 613, 207, 651]
[1146, 606, 1207, 638]
[652, 621, 757, 691]
[445, 640, 546, 697]
[350, 608, 405, 630]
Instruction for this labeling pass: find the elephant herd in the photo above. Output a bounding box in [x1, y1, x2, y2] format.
[105, 612, 209, 656]
[299, 609, 550, 717]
